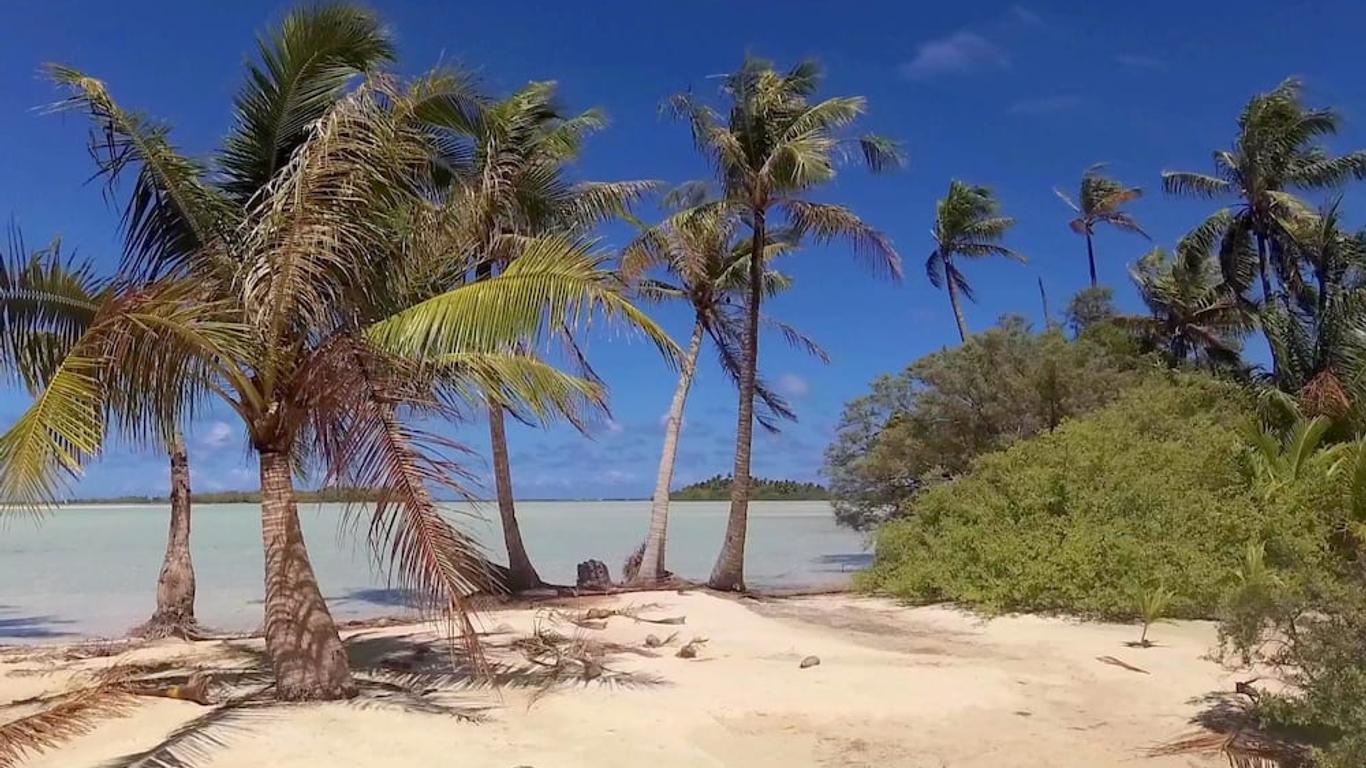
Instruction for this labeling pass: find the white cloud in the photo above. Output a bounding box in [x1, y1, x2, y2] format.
[777, 373, 810, 398]
[600, 469, 634, 485]
[1007, 95, 1081, 116]
[899, 31, 1008, 80]
[200, 421, 234, 449]
[604, 419, 624, 435]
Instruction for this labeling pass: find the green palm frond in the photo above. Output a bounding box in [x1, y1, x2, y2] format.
[367, 234, 677, 364]
[1161, 171, 1231, 199]
[45, 66, 235, 280]
[782, 200, 901, 279]
[219, 3, 395, 203]
[0, 232, 107, 391]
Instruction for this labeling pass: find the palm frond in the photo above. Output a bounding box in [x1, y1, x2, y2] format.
[219, 4, 395, 203]
[782, 200, 900, 279]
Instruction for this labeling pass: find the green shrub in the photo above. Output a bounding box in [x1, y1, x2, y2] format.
[861, 373, 1326, 619]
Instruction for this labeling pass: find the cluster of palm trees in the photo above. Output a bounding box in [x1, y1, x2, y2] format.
[0, 5, 900, 700]
[929, 79, 1366, 418]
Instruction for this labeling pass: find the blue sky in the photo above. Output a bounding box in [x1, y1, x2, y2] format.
[4, 1, 1366, 499]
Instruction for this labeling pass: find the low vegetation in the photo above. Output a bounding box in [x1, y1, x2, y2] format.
[859, 374, 1326, 618]
[671, 475, 827, 501]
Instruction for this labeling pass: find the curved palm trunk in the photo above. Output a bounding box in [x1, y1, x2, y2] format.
[1085, 232, 1098, 287]
[259, 448, 355, 701]
[945, 271, 969, 343]
[135, 432, 197, 638]
[488, 403, 542, 591]
[634, 319, 705, 585]
[710, 211, 765, 591]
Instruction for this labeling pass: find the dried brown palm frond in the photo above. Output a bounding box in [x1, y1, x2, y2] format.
[0, 668, 145, 767]
[294, 334, 493, 675]
[1146, 727, 1297, 768]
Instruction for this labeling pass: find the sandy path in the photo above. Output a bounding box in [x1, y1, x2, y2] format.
[0, 592, 1233, 767]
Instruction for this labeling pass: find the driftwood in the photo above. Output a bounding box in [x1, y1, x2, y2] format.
[576, 560, 613, 591]
[128, 671, 213, 706]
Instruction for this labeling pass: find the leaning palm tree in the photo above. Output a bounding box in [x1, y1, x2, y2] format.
[0, 234, 200, 638]
[668, 57, 901, 591]
[6, 6, 670, 701]
[620, 189, 826, 584]
[1120, 239, 1254, 367]
[1162, 78, 1366, 373]
[927, 181, 1023, 342]
[433, 82, 656, 590]
[1055, 164, 1148, 286]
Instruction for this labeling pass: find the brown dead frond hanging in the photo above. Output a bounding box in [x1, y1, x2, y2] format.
[1297, 369, 1352, 422]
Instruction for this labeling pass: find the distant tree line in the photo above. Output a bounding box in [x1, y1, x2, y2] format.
[69, 488, 383, 505]
[671, 475, 828, 501]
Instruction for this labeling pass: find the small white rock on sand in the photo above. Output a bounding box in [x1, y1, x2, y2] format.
[0, 592, 1235, 767]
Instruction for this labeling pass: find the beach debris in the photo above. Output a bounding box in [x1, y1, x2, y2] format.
[644, 632, 679, 649]
[799, 655, 821, 669]
[1095, 655, 1150, 674]
[621, 542, 674, 584]
[554, 603, 686, 629]
[576, 560, 614, 590]
[676, 637, 708, 659]
[130, 671, 213, 706]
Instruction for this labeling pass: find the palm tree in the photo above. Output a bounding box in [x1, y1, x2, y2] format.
[1263, 204, 1366, 422]
[5, 6, 670, 700]
[1162, 78, 1366, 372]
[668, 57, 901, 591]
[1055, 164, 1148, 286]
[620, 189, 825, 584]
[927, 181, 1023, 342]
[0, 237, 197, 637]
[435, 82, 656, 591]
[1121, 239, 1254, 367]
[0, 234, 199, 638]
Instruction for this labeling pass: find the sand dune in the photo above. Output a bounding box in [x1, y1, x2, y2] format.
[0, 592, 1235, 767]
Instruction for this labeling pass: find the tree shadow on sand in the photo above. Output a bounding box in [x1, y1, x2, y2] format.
[2, 622, 670, 767]
[1145, 691, 1311, 768]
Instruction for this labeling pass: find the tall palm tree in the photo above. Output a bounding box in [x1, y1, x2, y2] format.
[620, 189, 825, 584]
[927, 181, 1023, 342]
[1121, 238, 1254, 367]
[0, 234, 199, 638]
[1162, 78, 1366, 372]
[4, 6, 670, 701]
[668, 57, 901, 591]
[1054, 164, 1148, 286]
[435, 82, 656, 590]
[1263, 204, 1366, 422]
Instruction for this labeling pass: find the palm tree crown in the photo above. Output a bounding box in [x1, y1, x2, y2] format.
[1055, 164, 1148, 286]
[927, 180, 1023, 342]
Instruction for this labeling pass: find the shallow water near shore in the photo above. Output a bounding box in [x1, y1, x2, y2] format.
[0, 500, 865, 640]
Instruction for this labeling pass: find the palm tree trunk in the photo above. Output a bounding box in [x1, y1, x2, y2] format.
[945, 271, 969, 343]
[710, 209, 765, 591]
[634, 318, 705, 585]
[488, 403, 542, 591]
[1255, 232, 1283, 378]
[135, 432, 197, 638]
[258, 448, 355, 701]
[1085, 232, 1098, 287]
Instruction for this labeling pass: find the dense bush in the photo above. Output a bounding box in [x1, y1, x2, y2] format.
[860, 374, 1329, 618]
[823, 316, 1143, 530]
[1218, 451, 1366, 767]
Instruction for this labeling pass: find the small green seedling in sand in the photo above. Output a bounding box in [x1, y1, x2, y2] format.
[1131, 584, 1174, 648]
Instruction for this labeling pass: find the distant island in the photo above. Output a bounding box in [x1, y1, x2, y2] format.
[671, 475, 829, 501]
[68, 488, 383, 505]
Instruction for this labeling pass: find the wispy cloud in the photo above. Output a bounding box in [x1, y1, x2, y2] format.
[900, 31, 1008, 80]
[899, 6, 1043, 81]
[1007, 94, 1081, 116]
[1116, 53, 1166, 71]
[199, 420, 234, 449]
[777, 373, 810, 398]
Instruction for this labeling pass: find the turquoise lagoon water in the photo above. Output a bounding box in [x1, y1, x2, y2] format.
[0, 501, 867, 640]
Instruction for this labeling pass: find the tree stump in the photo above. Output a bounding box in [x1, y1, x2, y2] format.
[576, 559, 613, 590]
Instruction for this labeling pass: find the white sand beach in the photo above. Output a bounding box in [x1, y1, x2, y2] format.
[1, 591, 1236, 767]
